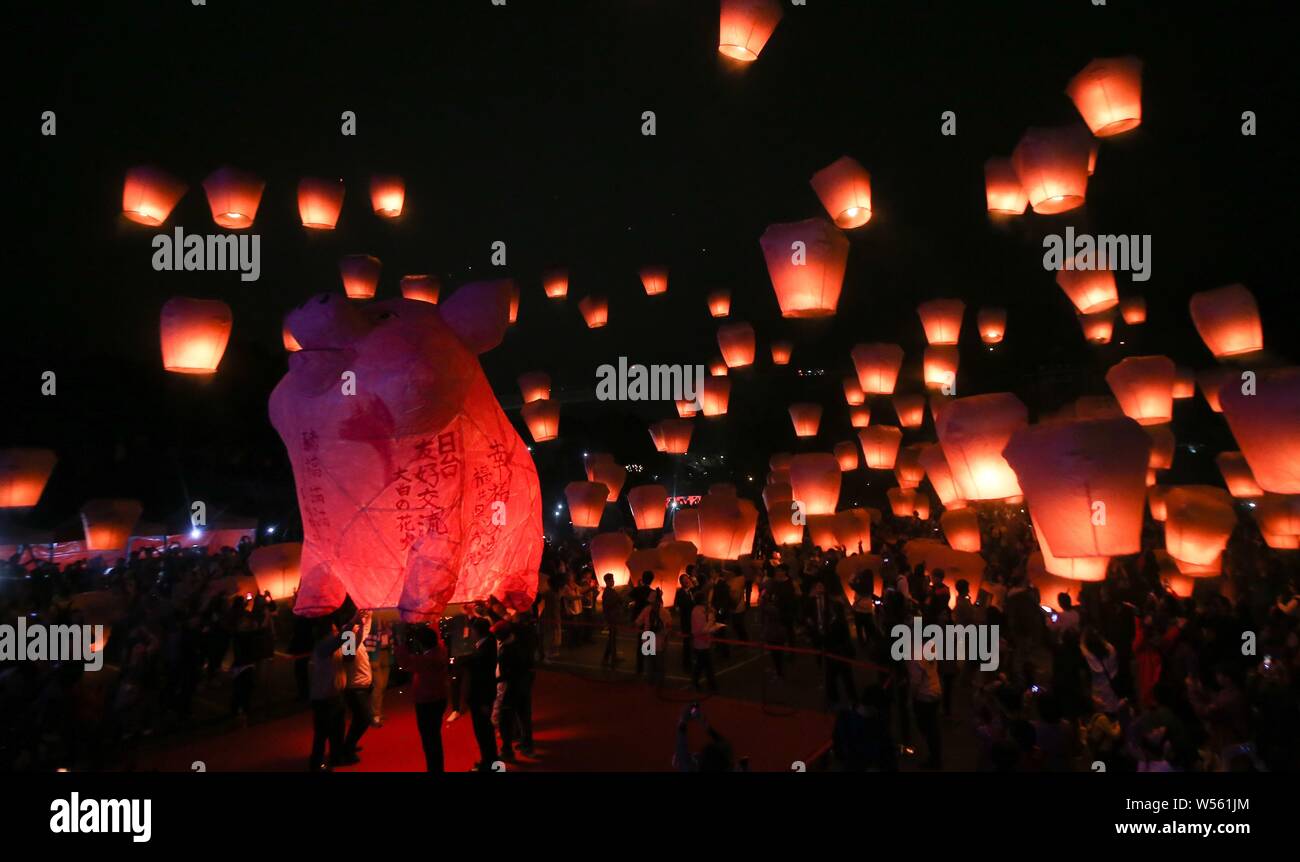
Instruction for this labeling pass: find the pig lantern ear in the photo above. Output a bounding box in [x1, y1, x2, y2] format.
[439, 279, 513, 354]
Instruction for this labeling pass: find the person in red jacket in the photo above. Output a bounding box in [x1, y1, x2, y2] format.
[395, 623, 450, 772]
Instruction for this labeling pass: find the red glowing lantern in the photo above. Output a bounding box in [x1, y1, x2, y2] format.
[789, 403, 823, 438]
[935, 393, 1028, 501]
[978, 308, 1007, 344]
[887, 487, 919, 518]
[521, 399, 560, 442]
[917, 298, 965, 346]
[708, 289, 732, 318]
[0, 448, 57, 508]
[282, 321, 302, 352]
[656, 419, 694, 455]
[718, 0, 783, 62]
[914, 493, 932, 521]
[894, 444, 926, 490]
[1120, 296, 1147, 325]
[984, 157, 1029, 216]
[718, 322, 756, 368]
[507, 282, 520, 325]
[672, 507, 702, 548]
[849, 406, 871, 429]
[1105, 355, 1176, 426]
[590, 532, 634, 585]
[589, 461, 627, 502]
[81, 498, 143, 551]
[697, 494, 759, 560]
[160, 297, 232, 375]
[627, 484, 669, 531]
[1172, 367, 1195, 400]
[122, 166, 186, 226]
[566, 481, 608, 529]
[676, 398, 699, 418]
[1255, 494, 1300, 550]
[789, 453, 841, 516]
[809, 155, 873, 229]
[1056, 266, 1119, 315]
[1029, 514, 1108, 582]
[400, 274, 440, 304]
[893, 394, 925, 429]
[770, 340, 792, 365]
[1189, 284, 1263, 359]
[851, 343, 904, 395]
[764, 483, 803, 546]
[1012, 125, 1090, 214]
[770, 453, 793, 471]
[710, 358, 729, 377]
[339, 254, 382, 299]
[202, 166, 265, 229]
[1067, 56, 1144, 137]
[1148, 486, 1170, 522]
[941, 509, 981, 553]
[369, 174, 405, 218]
[640, 266, 669, 297]
[923, 346, 960, 391]
[701, 377, 731, 416]
[1216, 452, 1263, 499]
[1079, 309, 1116, 344]
[1164, 486, 1237, 569]
[1146, 425, 1175, 471]
[517, 371, 551, 404]
[298, 177, 345, 229]
[843, 376, 866, 406]
[759, 218, 850, 318]
[833, 441, 859, 472]
[919, 443, 965, 510]
[1219, 366, 1300, 494]
[578, 295, 609, 328]
[858, 425, 903, 470]
[250, 543, 302, 601]
[1198, 367, 1234, 413]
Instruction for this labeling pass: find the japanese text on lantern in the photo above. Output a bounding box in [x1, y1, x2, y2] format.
[394, 431, 463, 551]
[299, 431, 332, 536]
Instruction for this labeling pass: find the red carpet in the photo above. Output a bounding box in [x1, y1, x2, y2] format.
[138, 669, 834, 772]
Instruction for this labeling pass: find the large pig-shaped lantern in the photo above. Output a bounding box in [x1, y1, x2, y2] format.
[271, 281, 543, 621]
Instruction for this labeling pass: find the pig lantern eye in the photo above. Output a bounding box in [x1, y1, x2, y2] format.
[376, 311, 398, 322]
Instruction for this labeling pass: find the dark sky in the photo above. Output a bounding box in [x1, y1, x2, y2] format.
[6, 0, 1296, 537]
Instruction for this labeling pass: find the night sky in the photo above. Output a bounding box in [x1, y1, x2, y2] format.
[6, 0, 1296, 539]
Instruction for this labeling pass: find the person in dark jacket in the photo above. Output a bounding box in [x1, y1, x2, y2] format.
[395, 623, 449, 772]
[676, 573, 696, 672]
[600, 573, 622, 668]
[461, 616, 499, 770]
[492, 620, 533, 761]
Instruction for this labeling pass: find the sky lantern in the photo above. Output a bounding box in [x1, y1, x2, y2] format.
[589, 461, 627, 502]
[887, 487, 919, 518]
[894, 444, 926, 490]
[770, 340, 792, 365]
[627, 484, 668, 531]
[852, 343, 904, 395]
[1105, 355, 1176, 426]
[941, 509, 981, 553]
[701, 377, 731, 416]
[520, 399, 561, 442]
[1012, 125, 1090, 214]
[81, 498, 143, 551]
[936, 393, 1027, 501]
[1146, 425, 1175, 470]
[565, 481, 608, 529]
[640, 265, 669, 296]
[718, 0, 783, 62]
[202, 165, 264, 229]
[858, 425, 903, 470]
[831, 509, 873, 552]
[1171, 367, 1195, 400]
[717, 322, 756, 368]
[648, 422, 667, 453]
[763, 481, 791, 509]
[298, 177, 345, 229]
[369, 174, 405, 217]
[338, 254, 382, 299]
[923, 346, 959, 390]
[249, 543, 302, 601]
[1146, 485, 1171, 524]
[759, 218, 850, 318]
[893, 394, 926, 429]
[919, 443, 965, 510]
[697, 494, 758, 560]
[399, 274, 440, 304]
[627, 548, 678, 604]
[806, 514, 838, 550]
[1078, 309, 1116, 344]
[984, 157, 1028, 215]
[789, 403, 823, 437]
[833, 441, 859, 471]
[590, 532, 634, 585]
[517, 371, 551, 403]
[765, 484, 803, 546]
[1189, 284, 1264, 358]
[657, 418, 694, 454]
[1216, 452, 1264, 499]
[507, 282, 520, 325]
[676, 398, 699, 418]
[1087, 140, 1099, 175]
[1164, 486, 1237, 569]
[542, 267, 569, 299]
[841, 376, 866, 406]
[770, 453, 793, 471]
[1067, 56, 1144, 137]
[917, 298, 965, 346]
[708, 288, 732, 318]
[672, 507, 702, 549]
[160, 297, 232, 375]
[1029, 515, 1108, 581]
[1056, 266, 1119, 314]
[1219, 366, 1300, 493]
[978, 308, 1007, 344]
[578, 295, 609, 328]
[1120, 296, 1147, 324]
[282, 322, 302, 352]
[809, 155, 873, 228]
[1255, 494, 1300, 550]
[1197, 367, 1234, 413]
[789, 453, 841, 515]
[1004, 417, 1150, 557]
[1030, 561, 1087, 611]
[710, 358, 729, 377]
[849, 406, 871, 428]
[0, 448, 57, 508]
[122, 165, 186, 226]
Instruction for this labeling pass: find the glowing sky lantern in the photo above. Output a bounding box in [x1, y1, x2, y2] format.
[1164, 486, 1237, 569]
[701, 376, 731, 416]
[1146, 425, 1175, 471]
[202, 166, 265, 229]
[888, 487, 919, 518]
[789, 453, 841, 516]
[590, 532, 634, 584]
[935, 393, 1027, 501]
[369, 174, 405, 217]
[1255, 494, 1300, 550]
[1189, 284, 1264, 358]
[697, 493, 758, 560]
[1029, 558, 1087, 610]
[282, 322, 302, 352]
[830, 509, 873, 552]
[1219, 366, 1300, 494]
[339, 254, 382, 299]
[708, 289, 732, 318]
[648, 422, 667, 453]
[507, 282, 520, 325]
[806, 514, 838, 550]
[1120, 296, 1147, 324]
[672, 507, 702, 548]
[770, 453, 793, 471]
[0, 448, 57, 508]
[919, 443, 965, 509]
[517, 371, 551, 404]
[1078, 309, 1116, 344]
[298, 177, 345, 229]
[849, 406, 871, 428]
[770, 340, 792, 365]
[1056, 265, 1119, 314]
[1004, 417, 1150, 557]
[893, 394, 926, 429]
[577, 294, 609, 328]
[941, 509, 981, 553]
[160, 297, 232, 374]
[399, 274, 440, 304]
[917, 298, 965, 346]
[759, 218, 849, 318]
[676, 398, 699, 418]
[984, 157, 1028, 215]
[542, 267, 569, 300]
[1087, 140, 1099, 176]
[521, 399, 560, 442]
[1148, 485, 1170, 522]
[1170, 367, 1194, 400]
[717, 321, 756, 368]
[837, 376, 864, 407]
[810, 155, 873, 228]
[1197, 367, 1234, 413]
[1029, 514, 1108, 581]
[718, 0, 783, 62]
[640, 265, 669, 296]
[1012, 125, 1090, 214]
[1067, 56, 1144, 137]
[1216, 452, 1264, 499]
[657, 418, 694, 455]
[122, 166, 186, 226]
[858, 425, 903, 470]
[788, 402, 823, 438]
[566, 481, 608, 529]
[627, 484, 668, 531]
[978, 308, 1007, 344]
[923, 345, 959, 390]
[894, 444, 926, 490]
[764, 483, 803, 546]
[710, 357, 729, 377]
[249, 543, 302, 601]
[81, 498, 143, 551]
[851, 342, 904, 395]
[833, 441, 859, 472]
[1105, 355, 1176, 425]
